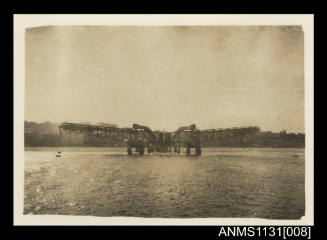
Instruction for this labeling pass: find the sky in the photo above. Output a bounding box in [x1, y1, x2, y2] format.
[25, 26, 304, 133]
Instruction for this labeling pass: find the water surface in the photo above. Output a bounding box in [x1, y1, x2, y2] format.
[24, 147, 305, 219]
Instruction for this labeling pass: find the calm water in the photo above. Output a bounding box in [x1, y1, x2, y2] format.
[24, 147, 305, 219]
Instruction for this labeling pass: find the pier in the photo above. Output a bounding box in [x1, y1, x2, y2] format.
[59, 122, 260, 156]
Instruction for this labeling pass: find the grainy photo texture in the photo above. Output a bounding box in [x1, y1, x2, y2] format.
[24, 26, 305, 219]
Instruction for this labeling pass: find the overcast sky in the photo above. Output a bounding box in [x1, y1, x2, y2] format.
[25, 26, 304, 132]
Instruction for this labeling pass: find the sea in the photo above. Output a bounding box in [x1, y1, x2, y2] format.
[24, 147, 305, 219]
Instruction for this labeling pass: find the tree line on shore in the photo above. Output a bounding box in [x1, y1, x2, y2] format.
[24, 121, 305, 148]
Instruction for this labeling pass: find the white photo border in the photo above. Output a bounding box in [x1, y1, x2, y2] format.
[14, 14, 314, 226]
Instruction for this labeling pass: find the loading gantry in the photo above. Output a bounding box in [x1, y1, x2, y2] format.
[172, 124, 201, 156]
[59, 122, 260, 156]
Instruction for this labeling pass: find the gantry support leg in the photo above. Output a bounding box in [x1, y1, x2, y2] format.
[195, 146, 201, 156]
[186, 146, 191, 156]
[139, 147, 144, 156]
[127, 146, 132, 155]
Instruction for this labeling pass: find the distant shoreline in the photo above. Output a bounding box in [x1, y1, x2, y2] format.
[24, 121, 305, 149]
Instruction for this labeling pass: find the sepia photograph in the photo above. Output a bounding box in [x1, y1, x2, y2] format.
[14, 15, 314, 225]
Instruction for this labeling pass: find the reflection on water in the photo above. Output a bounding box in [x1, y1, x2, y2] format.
[24, 147, 305, 219]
